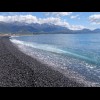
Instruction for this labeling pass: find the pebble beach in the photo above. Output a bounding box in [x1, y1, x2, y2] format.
[0, 36, 86, 87]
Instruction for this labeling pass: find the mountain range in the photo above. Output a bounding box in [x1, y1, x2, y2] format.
[0, 21, 100, 34]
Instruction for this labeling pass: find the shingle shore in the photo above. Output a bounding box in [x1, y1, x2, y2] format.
[0, 36, 86, 87]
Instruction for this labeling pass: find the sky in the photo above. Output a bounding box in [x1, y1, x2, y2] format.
[0, 12, 100, 30]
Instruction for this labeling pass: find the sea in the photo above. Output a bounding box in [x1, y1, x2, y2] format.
[10, 33, 100, 86]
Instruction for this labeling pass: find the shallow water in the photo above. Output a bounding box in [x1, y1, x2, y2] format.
[10, 33, 100, 86]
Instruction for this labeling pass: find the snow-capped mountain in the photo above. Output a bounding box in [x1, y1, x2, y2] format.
[0, 21, 99, 34]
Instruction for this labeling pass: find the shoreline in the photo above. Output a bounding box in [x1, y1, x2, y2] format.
[0, 36, 88, 87]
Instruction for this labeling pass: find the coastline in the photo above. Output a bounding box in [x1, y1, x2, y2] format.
[0, 36, 88, 87]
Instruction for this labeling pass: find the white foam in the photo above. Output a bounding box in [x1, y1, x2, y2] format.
[10, 39, 67, 54]
[10, 36, 20, 38]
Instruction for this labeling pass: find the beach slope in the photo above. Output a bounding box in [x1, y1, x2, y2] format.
[0, 36, 85, 87]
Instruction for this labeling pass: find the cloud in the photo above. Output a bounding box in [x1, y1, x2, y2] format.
[89, 14, 100, 24]
[38, 17, 70, 27]
[69, 25, 85, 30]
[0, 15, 85, 30]
[45, 12, 72, 17]
[0, 15, 38, 23]
[39, 17, 85, 30]
[70, 15, 79, 19]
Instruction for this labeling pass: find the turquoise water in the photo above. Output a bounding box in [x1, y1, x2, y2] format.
[11, 34, 100, 65]
[10, 34, 100, 85]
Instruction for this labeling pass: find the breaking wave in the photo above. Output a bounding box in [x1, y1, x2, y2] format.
[10, 38, 96, 64]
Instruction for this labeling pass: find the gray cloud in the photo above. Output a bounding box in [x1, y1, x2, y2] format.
[89, 14, 100, 24]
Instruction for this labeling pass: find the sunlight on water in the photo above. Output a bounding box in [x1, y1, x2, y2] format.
[10, 39, 96, 64]
[10, 34, 100, 86]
